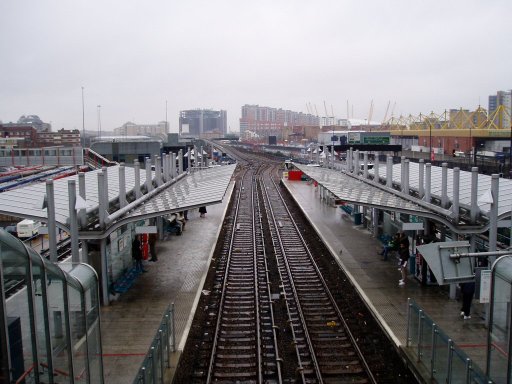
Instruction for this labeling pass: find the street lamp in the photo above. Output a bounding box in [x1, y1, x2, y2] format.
[509, 122, 512, 177]
[81, 86, 85, 148]
[97, 105, 102, 138]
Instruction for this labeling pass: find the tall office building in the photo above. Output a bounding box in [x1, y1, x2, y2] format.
[179, 109, 227, 137]
[488, 90, 512, 129]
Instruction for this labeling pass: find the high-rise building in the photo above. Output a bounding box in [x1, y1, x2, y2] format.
[239, 105, 319, 139]
[179, 109, 227, 137]
[488, 90, 511, 129]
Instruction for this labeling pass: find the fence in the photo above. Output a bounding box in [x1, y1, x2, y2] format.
[132, 304, 176, 384]
[406, 298, 492, 383]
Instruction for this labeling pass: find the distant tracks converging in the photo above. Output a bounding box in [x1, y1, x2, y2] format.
[203, 159, 375, 383]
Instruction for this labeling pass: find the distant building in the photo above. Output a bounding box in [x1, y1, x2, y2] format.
[37, 129, 81, 147]
[239, 105, 319, 140]
[0, 125, 80, 148]
[16, 115, 51, 132]
[90, 136, 162, 163]
[488, 90, 511, 129]
[179, 109, 227, 138]
[113, 121, 167, 140]
[0, 125, 38, 147]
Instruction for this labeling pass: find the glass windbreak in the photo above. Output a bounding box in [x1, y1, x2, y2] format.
[67, 283, 88, 382]
[432, 328, 450, 383]
[108, 226, 135, 283]
[488, 271, 511, 384]
[1, 237, 38, 383]
[45, 262, 73, 383]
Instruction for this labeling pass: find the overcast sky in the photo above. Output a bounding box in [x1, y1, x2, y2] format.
[1, 0, 511, 133]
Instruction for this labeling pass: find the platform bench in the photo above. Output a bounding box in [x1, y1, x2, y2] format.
[340, 204, 353, 215]
[112, 267, 141, 293]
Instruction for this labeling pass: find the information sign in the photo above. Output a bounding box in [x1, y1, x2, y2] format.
[479, 270, 491, 303]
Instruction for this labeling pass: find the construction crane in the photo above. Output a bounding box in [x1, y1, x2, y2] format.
[382, 100, 391, 124]
[323, 100, 329, 126]
[367, 100, 374, 125]
[306, 103, 311, 114]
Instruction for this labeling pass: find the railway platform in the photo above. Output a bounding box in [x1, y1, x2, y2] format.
[282, 178, 489, 379]
[100, 174, 489, 383]
[100, 182, 235, 384]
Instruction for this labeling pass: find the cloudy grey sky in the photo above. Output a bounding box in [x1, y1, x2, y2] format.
[1, 0, 511, 133]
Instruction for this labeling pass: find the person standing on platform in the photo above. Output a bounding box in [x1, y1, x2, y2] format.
[132, 235, 146, 272]
[199, 206, 207, 218]
[460, 282, 476, 319]
[148, 232, 158, 262]
[379, 233, 400, 261]
[398, 241, 409, 286]
[177, 211, 186, 231]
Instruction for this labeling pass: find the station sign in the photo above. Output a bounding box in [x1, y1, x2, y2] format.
[135, 226, 157, 234]
[362, 136, 390, 145]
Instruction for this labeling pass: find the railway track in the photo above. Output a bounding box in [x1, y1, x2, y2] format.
[204, 164, 281, 383]
[174, 149, 415, 383]
[261, 175, 373, 383]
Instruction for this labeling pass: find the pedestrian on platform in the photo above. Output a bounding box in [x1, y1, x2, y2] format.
[177, 211, 186, 231]
[199, 206, 207, 218]
[148, 232, 158, 262]
[132, 235, 146, 272]
[183, 210, 188, 221]
[379, 233, 400, 261]
[460, 282, 476, 319]
[398, 242, 409, 286]
[398, 231, 409, 248]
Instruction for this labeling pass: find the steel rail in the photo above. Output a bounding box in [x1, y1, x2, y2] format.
[268, 174, 377, 384]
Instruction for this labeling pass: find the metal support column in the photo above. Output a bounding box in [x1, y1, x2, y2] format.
[386, 155, 393, 188]
[46, 180, 58, 262]
[119, 164, 127, 208]
[425, 163, 432, 203]
[68, 180, 80, 262]
[441, 162, 448, 208]
[145, 157, 153, 193]
[134, 160, 142, 199]
[418, 159, 425, 198]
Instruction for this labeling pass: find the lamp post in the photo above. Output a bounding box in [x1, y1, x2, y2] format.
[97, 105, 102, 138]
[165, 100, 168, 134]
[81, 86, 85, 148]
[429, 121, 432, 161]
[509, 122, 512, 178]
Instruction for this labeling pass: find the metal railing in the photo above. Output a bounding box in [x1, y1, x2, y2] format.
[406, 298, 492, 384]
[133, 303, 176, 384]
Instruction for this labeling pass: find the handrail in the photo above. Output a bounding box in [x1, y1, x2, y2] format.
[132, 303, 175, 384]
[406, 298, 492, 383]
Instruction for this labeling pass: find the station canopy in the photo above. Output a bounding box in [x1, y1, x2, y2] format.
[293, 163, 449, 220]
[0, 164, 236, 233]
[369, 162, 512, 219]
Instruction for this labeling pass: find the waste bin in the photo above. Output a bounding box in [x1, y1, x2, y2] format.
[409, 256, 416, 274]
[354, 213, 362, 225]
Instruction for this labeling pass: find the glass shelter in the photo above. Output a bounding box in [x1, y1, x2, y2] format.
[488, 255, 512, 383]
[0, 230, 103, 383]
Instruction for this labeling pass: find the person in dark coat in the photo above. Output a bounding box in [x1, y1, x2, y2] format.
[398, 242, 409, 286]
[199, 206, 207, 218]
[132, 235, 146, 272]
[460, 282, 476, 319]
